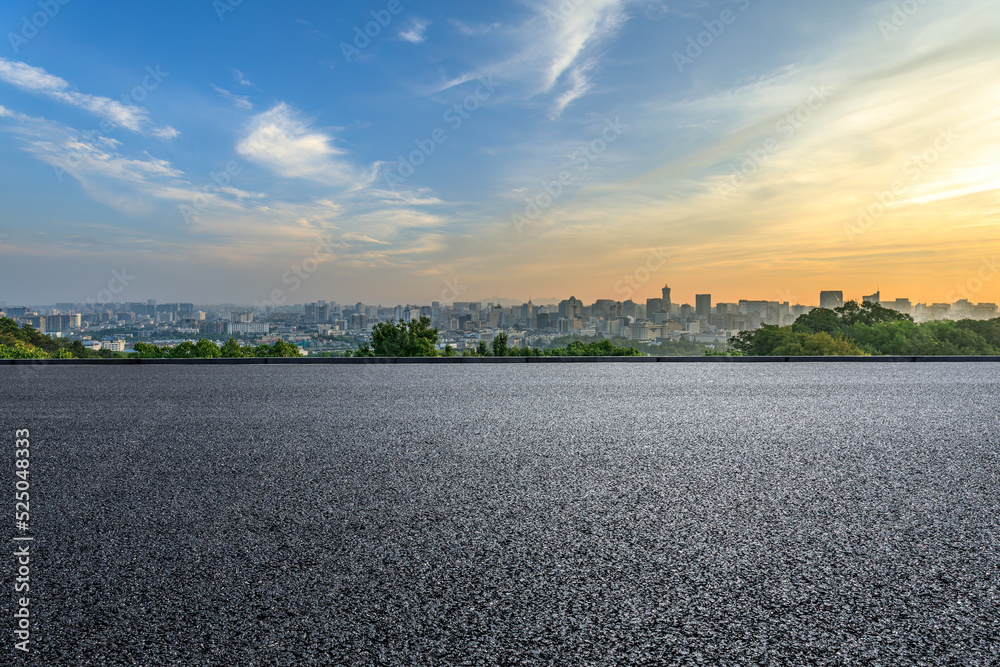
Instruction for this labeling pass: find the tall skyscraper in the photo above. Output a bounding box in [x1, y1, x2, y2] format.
[820, 291, 844, 309]
[695, 294, 712, 318]
[661, 285, 671, 311]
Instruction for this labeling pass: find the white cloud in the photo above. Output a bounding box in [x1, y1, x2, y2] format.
[0, 57, 176, 138]
[232, 69, 253, 86]
[400, 17, 431, 44]
[236, 103, 376, 188]
[449, 19, 501, 36]
[550, 61, 595, 118]
[538, 0, 626, 93]
[212, 84, 253, 110]
[431, 1, 632, 115]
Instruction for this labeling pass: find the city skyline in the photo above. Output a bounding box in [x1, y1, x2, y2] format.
[3, 284, 995, 312]
[1, 1, 999, 305]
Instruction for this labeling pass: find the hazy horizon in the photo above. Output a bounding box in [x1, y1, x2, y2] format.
[1, 0, 998, 306]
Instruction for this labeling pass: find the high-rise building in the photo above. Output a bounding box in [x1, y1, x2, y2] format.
[558, 296, 583, 319]
[863, 291, 880, 304]
[820, 291, 844, 309]
[316, 301, 330, 323]
[661, 285, 671, 310]
[888, 298, 911, 315]
[695, 294, 712, 318]
[646, 298, 663, 315]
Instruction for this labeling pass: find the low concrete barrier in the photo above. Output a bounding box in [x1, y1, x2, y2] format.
[2, 355, 999, 365]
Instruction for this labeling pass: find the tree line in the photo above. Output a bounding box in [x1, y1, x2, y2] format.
[0, 318, 301, 359]
[727, 301, 1000, 356]
[350, 318, 642, 357]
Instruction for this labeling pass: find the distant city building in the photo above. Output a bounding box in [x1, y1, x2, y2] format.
[820, 291, 844, 309]
[225, 322, 269, 335]
[661, 285, 672, 311]
[101, 337, 126, 352]
[888, 298, 911, 315]
[695, 294, 712, 318]
[863, 291, 880, 304]
[972, 303, 998, 319]
[558, 297, 584, 319]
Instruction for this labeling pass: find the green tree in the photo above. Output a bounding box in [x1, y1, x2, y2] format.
[475, 341, 489, 357]
[194, 338, 221, 358]
[792, 308, 841, 334]
[220, 338, 245, 358]
[270, 340, 302, 357]
[491, 332, 510, 357]
[132, 342, 165, 358]
[728, 325, 793, 355]
[770, 331, 867, 356]
[352, 342, 373, 357]
[167, 341, 197, 358]
[0, 342, 49, 359]
[369, 317, 439, 357]
[443, 344, 456, 357]
[835, 300, 913, 327]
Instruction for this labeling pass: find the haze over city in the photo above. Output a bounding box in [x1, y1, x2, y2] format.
[0, 0, 997, 306]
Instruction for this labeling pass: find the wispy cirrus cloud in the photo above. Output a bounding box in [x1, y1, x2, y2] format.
[211, 84, 253, 110]
[448, 18, 501, 36]
[236, 103, 377, 189]
[0, 56, 177, 138]
[400, 17, 431, 44]
[430, 0, 634, 118]
[232, 68, 254, 86]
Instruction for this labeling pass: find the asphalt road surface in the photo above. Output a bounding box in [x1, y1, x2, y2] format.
[1, 363, 998, 665]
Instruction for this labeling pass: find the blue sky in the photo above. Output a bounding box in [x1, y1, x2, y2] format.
[1, 0, 998, 306]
